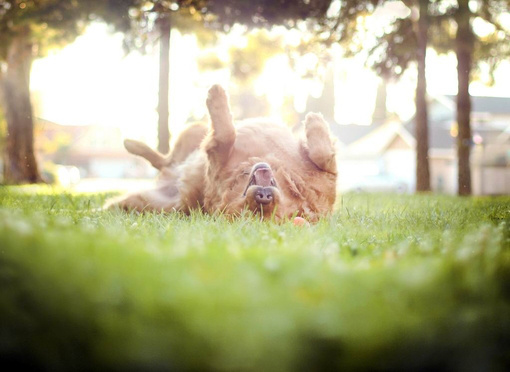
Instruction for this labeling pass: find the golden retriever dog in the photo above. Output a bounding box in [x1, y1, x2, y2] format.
[106, 85, 337, 222]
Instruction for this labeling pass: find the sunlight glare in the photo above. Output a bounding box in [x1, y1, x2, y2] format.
[29, 18, 510, 150]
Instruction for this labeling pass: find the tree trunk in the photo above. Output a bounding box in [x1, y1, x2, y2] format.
[0, 27, 41, 184]
[455, 0, 473, 196]
[157, 16, 171, 155]
[414, 0, 431, 192]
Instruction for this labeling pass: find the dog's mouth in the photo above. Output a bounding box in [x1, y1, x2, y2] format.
[242, 162, 278, 202]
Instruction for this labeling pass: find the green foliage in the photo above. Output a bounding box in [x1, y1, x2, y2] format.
[197, 50, 225, 71]
[229, 30, 283, 83]
[0, 0, 335, 59]
[125, 0, 334, 52]
[429, 0, 510, 80]
[367, 17, 415, 78]
[0, 189, 509, 370]
[320, 0, 510, 79]
[183, 0, 332, 29]
[0, 0, 140, 60]
[122, 1, 218, 53]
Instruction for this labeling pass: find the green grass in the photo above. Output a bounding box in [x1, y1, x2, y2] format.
[0, 186, 509, 371]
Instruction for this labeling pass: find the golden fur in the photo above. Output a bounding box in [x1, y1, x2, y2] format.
[105, 85, 337, 222]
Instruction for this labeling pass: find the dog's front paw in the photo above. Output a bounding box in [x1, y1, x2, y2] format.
[206, 84, 229, 112]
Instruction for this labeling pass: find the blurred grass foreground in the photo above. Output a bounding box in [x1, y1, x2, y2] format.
[0, 188, 509, 371]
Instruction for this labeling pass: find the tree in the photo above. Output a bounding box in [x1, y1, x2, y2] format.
[317, 0, 431, 192]
[455, 0, 473, 195]
[429, 0, 510, 195]
[137, 3, 202, 154]
[1, 25, 40, 183]
[200, 0, 332, 28]
[0, 0, 138, 184]
[157, 15, 171, 154]
[127, 2, 217, 154]
[414, 0, 431, 192]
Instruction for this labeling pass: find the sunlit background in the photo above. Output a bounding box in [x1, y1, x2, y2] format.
[19, 2, 510, 194]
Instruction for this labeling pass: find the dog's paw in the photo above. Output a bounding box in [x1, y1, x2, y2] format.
[304, 112, 336, 174]
[206, 84, 229, 112]
[304, 112, 332, 146]
[304, 112, 329, 133]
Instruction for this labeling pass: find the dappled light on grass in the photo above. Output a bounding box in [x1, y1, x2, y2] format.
[0, 191, 509, 370]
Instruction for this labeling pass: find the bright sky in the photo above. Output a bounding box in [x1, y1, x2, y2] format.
[30, 19, 510, 147]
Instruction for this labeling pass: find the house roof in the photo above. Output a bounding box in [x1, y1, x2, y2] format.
[403, 95, 510, 150]
[404, 119, 454, 150]
[328, 122, 381, 146]
[299, 95, 510, 155]
[347, 121, 415, 156]
[445, 95, 510, 115]
[293, 116, 377, 146]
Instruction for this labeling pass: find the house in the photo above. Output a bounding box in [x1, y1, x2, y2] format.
[36, 118, 156, 179]
[302, 84, 510, 195]
[399, 95, 510, 195]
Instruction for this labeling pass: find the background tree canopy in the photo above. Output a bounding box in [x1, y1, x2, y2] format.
[0, 0, 335, 184]
[0, 0, 141, 183]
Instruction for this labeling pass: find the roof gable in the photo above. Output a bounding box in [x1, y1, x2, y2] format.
[445, 95, 510, 115]
[328, 122, 379, 146]
[386, 135, 413, 151]
[347, 121, 415, 156]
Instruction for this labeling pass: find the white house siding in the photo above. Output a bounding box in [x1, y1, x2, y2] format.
[430, 158, 457, 194]
[89, 159, 135, 178]
[473, 167, 510, 195]
[336, 158, 383, 192]
[383, 149, 415, 192]
[472, 143, 510, 195]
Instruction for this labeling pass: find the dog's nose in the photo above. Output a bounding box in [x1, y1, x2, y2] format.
[255, 187, 273, 205]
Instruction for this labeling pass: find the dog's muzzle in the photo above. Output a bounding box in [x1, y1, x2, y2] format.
[243, 162, 278, 205]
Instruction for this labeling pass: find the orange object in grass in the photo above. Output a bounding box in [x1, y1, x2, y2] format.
[293, 217, 309, 227]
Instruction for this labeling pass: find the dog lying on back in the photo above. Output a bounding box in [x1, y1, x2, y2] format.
[106, 85, 337, 222]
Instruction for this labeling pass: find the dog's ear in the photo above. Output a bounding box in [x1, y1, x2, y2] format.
[124, 139, 166, 170]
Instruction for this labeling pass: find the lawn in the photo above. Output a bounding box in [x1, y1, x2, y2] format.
[0, 187, 509, 371]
